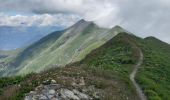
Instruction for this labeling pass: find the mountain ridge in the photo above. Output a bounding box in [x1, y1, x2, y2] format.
[0, 29, 170, 99]
[0, 19, 125, 76]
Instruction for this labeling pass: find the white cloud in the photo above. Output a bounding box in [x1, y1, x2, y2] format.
[0, 13, 80, 27]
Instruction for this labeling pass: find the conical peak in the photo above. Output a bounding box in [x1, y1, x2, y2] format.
[69, 19, 97, 30]
[76, 19, 94, 25]
[78, 19, 87, 23]
[112, 25, 124, 30]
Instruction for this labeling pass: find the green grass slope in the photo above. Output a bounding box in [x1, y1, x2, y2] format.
[0, 49, 22, 62]
[79, 32, 170, 100]
[136, 37, 170, 100]
[0, 32, 141, 100]
[1, 25, 170, 100]
[2, 20, 125, 76]
[79, 33, 143, 99]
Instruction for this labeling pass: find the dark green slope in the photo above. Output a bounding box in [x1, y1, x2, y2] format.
[81, 32, 139, 74]
[80, 33, 170, 100]
[78, 32, 144, 99]
[136, 36, 170, 100]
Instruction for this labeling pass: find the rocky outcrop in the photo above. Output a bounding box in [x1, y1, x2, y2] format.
[25, 83, 92, 100]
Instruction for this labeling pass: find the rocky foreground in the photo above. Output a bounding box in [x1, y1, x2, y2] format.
[25, 79, 101, 100]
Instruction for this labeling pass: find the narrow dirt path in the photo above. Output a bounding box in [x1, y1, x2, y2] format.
[130, 48, 147, 100]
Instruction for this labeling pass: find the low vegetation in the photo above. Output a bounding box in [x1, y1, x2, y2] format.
[0, 32, 169, 100]
[136, 37, 170, 100]
[0, 32, 140, 100]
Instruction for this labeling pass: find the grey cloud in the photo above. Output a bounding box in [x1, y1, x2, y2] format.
[0, 0, 170, 43]
[0, 13, 80, 27]
[116, 0, 170, 43]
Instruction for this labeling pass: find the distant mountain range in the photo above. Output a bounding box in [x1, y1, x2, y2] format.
[0, 26, 63, 50]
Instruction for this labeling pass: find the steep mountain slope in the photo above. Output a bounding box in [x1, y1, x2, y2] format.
[0, 32, 141, 100]
[1, 20, 126, 76]
[81, 32, 170, 100]
[0, 49, 22, 76]
[136, 37, 170, 100]
[0, 31, 169, 100]
[0, 49, 22, 61]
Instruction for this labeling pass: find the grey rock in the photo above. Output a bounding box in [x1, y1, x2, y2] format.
[79, 77, 85, 86]
[25, 84, 93, 100]
[39, 95, 48, 100]
[47, 94, 55, 99]
[49, 89, 55, 95]
[51, 79, 57, 84]
[25, 96, 32, 100]
[51, 98, 59, 100]
[73, 89, 91, 99]
[60, 89, 80, 100]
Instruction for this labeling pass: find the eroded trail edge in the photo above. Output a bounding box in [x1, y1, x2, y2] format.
[130, 48, 147, 100]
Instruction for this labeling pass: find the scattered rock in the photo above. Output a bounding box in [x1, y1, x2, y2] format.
[25, 84, 92, 100]
[60, 89, 79, 100]
[51, 79, 57, 84]
[73, 89, 92, 99]
[47, 94, 54, 99]
[39, 95, 47, 100]
[93, 92, 100, 99]
[25, 96, 32, 100]
[30, 91, 35, 94]
[49, 89, 55, 95]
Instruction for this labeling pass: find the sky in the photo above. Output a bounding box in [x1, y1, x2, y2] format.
[0, 0, 170, 44]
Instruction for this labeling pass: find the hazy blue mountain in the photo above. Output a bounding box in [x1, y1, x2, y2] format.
[0, 26, 63, 50]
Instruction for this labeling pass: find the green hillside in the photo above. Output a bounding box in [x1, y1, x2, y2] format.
[0, 32, 141, 100]
[136, 37, 170, 100]
[1, 20, 125, 76]
[79, 32, 170, 100]
[0, 31, 170, 100]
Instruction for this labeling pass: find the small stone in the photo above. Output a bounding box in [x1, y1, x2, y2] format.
[73, 89, 91, 99]
[39, 95, 47, 100]
[60, 89, 80, 100]
[47, 94, 55, 99]
[24, 96, 32, 100]
[93, 92, 100, 99]
[51, 97, 59, 100]
[51, 79, 57, 84]
[30, 91, 36, 94]
[49, 89, 55, 95]
[79, 77, 85, 86]
[18, 84, 21, 87]
[72, 82, 77, 86]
